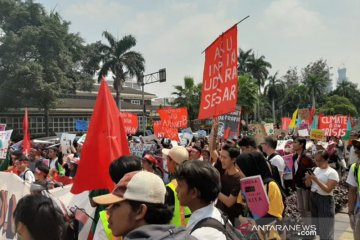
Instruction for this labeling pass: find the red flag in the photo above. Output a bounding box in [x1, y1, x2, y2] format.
[157, 107, 188, 128]
[198, 25, 238, 119]
[22, 108, 30, 156]
[281, 117, 291, 130]
[223, 127, 231, 140]
[71, 78, 130, 194]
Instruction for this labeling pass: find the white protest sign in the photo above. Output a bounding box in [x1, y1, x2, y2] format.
[77, 133, 86, 144]
[0, 172, 95, 240]
[298, 129, 309, 137]
[129, 143, 157, 157]
[60, 133, 76, 154]
[0, 130, 13, 159]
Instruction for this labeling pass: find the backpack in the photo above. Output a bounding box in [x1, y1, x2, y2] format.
[263, 178, 286, 217]
[266, 153, 285, 193]
[190, 213, 248, 240]
[160, 227, 198, 240]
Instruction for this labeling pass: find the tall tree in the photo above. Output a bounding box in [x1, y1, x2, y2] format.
[264, 72, 285, 123]
[237, 74, 258, 122]
[247, 54, 272, 121]
[331, 81, 360, 113]
[0, 1, 91, 136]
[282, 67, 300, 88]
[171, 77, 202, 122]
[237, 48, 253, 74]
[302, 59, 331, 108]
[319, 95, 358, 116]
[93, 31, 145, 108]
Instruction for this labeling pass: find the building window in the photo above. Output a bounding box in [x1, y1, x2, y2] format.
[131, 100, 141, 105]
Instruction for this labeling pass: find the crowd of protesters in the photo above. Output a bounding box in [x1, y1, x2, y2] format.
[2, 124, 360, 240]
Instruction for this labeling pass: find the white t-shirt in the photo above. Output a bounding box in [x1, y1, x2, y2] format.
[49, 158, 58, 170]
[19, 169, 35, 183]
[93, 219, 108, 240]
[269, 154, 286, 186]
[187, 203, 227, 240]
[311, 167, 339, 196]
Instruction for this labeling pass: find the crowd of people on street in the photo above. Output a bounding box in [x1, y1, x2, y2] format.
[2, 124, 360, 240]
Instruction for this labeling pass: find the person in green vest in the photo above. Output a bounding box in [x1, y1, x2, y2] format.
[93, 155, 142, 240]
[162, 146, 192, 227]
[346, 138, 360, 240]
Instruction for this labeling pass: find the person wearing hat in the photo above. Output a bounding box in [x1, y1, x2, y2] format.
[162, 146, 191, 227]
[346, 138, 360, 239]
[142, 153, 163, 179]
[92, 171, 195, 240]
[15, 156, 35, 183]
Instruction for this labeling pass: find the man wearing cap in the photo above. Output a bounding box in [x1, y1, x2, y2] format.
[346, 138, 360, 239]
[162, 146, 192, 227]
[15, 156, 35, 183]
[92, 171, 195, 240]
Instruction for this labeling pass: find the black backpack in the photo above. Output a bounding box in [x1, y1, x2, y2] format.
[190, 213, 248, 240]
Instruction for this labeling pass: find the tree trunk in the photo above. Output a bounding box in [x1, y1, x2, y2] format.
[115, 88, 121, 110]
[272, 98, 276, 124]
[44, 106, 49, 137]
[312, 89, 316, 109]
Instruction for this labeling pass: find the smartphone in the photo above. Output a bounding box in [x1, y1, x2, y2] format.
[306, 168, 314, 174]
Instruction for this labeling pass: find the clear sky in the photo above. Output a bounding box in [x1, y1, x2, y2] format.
[36, 0, 360, 98]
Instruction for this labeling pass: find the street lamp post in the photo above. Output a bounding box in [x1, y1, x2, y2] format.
[141, 68, 166, 135]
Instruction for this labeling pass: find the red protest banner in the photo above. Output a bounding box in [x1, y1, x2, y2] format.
[157, 107, 188, 128]
[318, 115, 348, 137]
[153, 121, 179, 141]
[120, 112, 139, 135]
[198, 25, 238, 120]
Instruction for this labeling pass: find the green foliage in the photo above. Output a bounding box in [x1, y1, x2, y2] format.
[237, 74, 258, 113]
[319, 95, 358, 117]
[331, 81, 360, 114]
[171, 77, 202, 120]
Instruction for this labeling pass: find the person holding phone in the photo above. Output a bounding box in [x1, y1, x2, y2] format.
[305, 151, 339, 240]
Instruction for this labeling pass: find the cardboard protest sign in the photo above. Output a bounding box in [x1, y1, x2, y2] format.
[310, 129, 325, 141]
[129, 143, 157, 158]
[0, 130, 13, 159]
[120, 112, 139, 135]
[198, 25, 238, 119]
[75, 120, 88, 131]
[247, 124, 267, 145]
[240, 175, 269, 220]
[283, 154, 294, 174]
[264, 123, 274, 136]
[60, 133, 76, 154]
[319, 115, 348, 137]
[153, 121, 179, 141]
[0, 124, 6, 131]
[158, 107, 188, 129]
[218, 111, 241, 138]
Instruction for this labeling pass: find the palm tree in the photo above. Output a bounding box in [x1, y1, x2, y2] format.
[237, 48, 253, 74]
[264, 72, 285, 123]
[172, 77, 202, 121]
[96, 31, 145, 108]
[247, 54, 272, 121]
[303, 74, 329, 109]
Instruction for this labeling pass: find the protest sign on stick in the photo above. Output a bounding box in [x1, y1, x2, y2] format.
[158, 107, 188, 129]
[120, 112, 139, 135]
[198, 25, 238, 119]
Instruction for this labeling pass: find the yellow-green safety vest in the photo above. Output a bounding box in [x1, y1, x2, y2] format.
[166, 180, 191, 227]
[351, 163, 360, 192]
[99, 210, 122, 240]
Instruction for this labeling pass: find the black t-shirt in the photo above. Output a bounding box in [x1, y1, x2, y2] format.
[216, 171, 242, 224]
